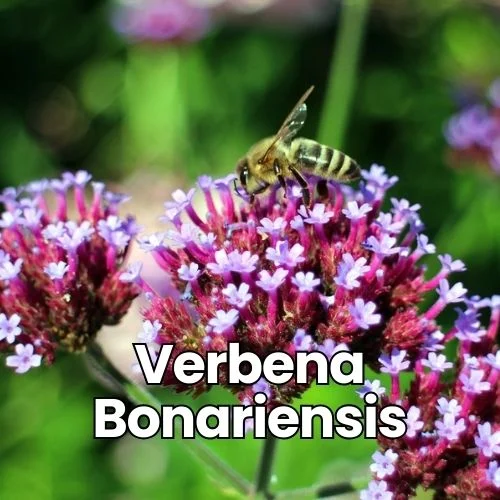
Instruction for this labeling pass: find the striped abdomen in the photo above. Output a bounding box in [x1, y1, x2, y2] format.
[289, 138, 360, 181]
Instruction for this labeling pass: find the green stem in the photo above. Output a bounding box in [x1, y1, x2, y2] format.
[318, 0, 371, 149]
[86, 343, 252, 497]
[253, 435, 279, 498]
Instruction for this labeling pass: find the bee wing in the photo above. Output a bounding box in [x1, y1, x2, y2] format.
[260, 86, 314, 162]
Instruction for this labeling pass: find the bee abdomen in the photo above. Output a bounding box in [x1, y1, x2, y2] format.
[326, 148, 360, 181]
[291, 139, 360, 181]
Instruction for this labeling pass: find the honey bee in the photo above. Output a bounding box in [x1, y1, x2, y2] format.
[234, 86, 360, 207]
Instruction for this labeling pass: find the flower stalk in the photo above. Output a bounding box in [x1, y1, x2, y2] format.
[318, 0, 371, 148]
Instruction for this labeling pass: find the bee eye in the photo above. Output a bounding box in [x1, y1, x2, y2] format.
[240, 169, 247, 186]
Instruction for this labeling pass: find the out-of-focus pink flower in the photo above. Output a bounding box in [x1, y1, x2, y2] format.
[112, 0, 211, 44]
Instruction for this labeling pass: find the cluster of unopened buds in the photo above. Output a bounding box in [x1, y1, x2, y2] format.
[445, 78, 500, 175]
[0, 171, 140, 372]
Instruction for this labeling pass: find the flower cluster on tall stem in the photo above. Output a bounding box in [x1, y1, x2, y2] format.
[0, 171, 140, 373]
[360, 295, 500, 499]
[445, 78, 500, 176]
[133, 166, 471, 408]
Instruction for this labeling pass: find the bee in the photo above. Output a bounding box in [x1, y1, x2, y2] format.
[234, 86, 360, 207]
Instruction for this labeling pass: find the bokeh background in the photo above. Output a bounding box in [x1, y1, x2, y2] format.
[1, 0, 500, 499]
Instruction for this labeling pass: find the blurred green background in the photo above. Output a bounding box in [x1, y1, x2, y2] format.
[1, 0, 500, 499]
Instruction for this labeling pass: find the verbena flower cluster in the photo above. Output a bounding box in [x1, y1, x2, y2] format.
[132, 166, 473, 409]
[360, 295, 500, 499]
[112, 0, 211, 44]
[445, 78, 500, 175]
[0, 171, 140, 373]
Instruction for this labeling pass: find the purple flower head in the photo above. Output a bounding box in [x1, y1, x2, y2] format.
[133, 169, 488, 410]
[0, 172, 139, 370]
[445, 78, 500, 176]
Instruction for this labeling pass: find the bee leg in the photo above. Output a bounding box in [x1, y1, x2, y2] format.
[273, 160, 287, 198]
[289, 165, 311, 208]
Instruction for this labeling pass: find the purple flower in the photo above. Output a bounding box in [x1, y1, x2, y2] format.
[370, 449, 398, 479]
[438, 254, 466, 273]
[178, 263, 201, 282]
[405, 406, 424, 438]
[256, 268, 288, 292]
[207, 249, 232, 275]
[0, 313, 22, 344]
[362, 164, 398, 190]
[291, 271, 320, 292]
[475, 423, 500, 458]
[208, 309, 239, 334]
[228, 250, 259, 273]
[316, 338, 348, 359]
[379, 349, 410, 375]
[435, 414, 466, 441]
[421, 352, 453, 373]
[436, 398, 462, 418]
[252, 378, 271, 399]
[375, 213, 405, 234]
[6, 344, 42, 374]
[360, 480, 393, 500]
[486, 352, 500, 371]
[357, 379, 386, 398]
[342, 201, 372, 220]
[437, 279, 467, 304]
[266, 241, 305, 267]
[120, 262, 144, 283]
[459, 369, 491, 394]
[222, 283, 252, 308]
[258, 217, 287, 237]
[350, 298, 381, 330]
[334, 253, 370, 290]
[298, 203, 334, 224]
[138, 320, 162, 344]
[364, 234, 400, 257]
[44, 261, 69, 281]
[293, 329, 313, 351]
[0, 258, 23, 281]
[486, 461, 500, 488]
